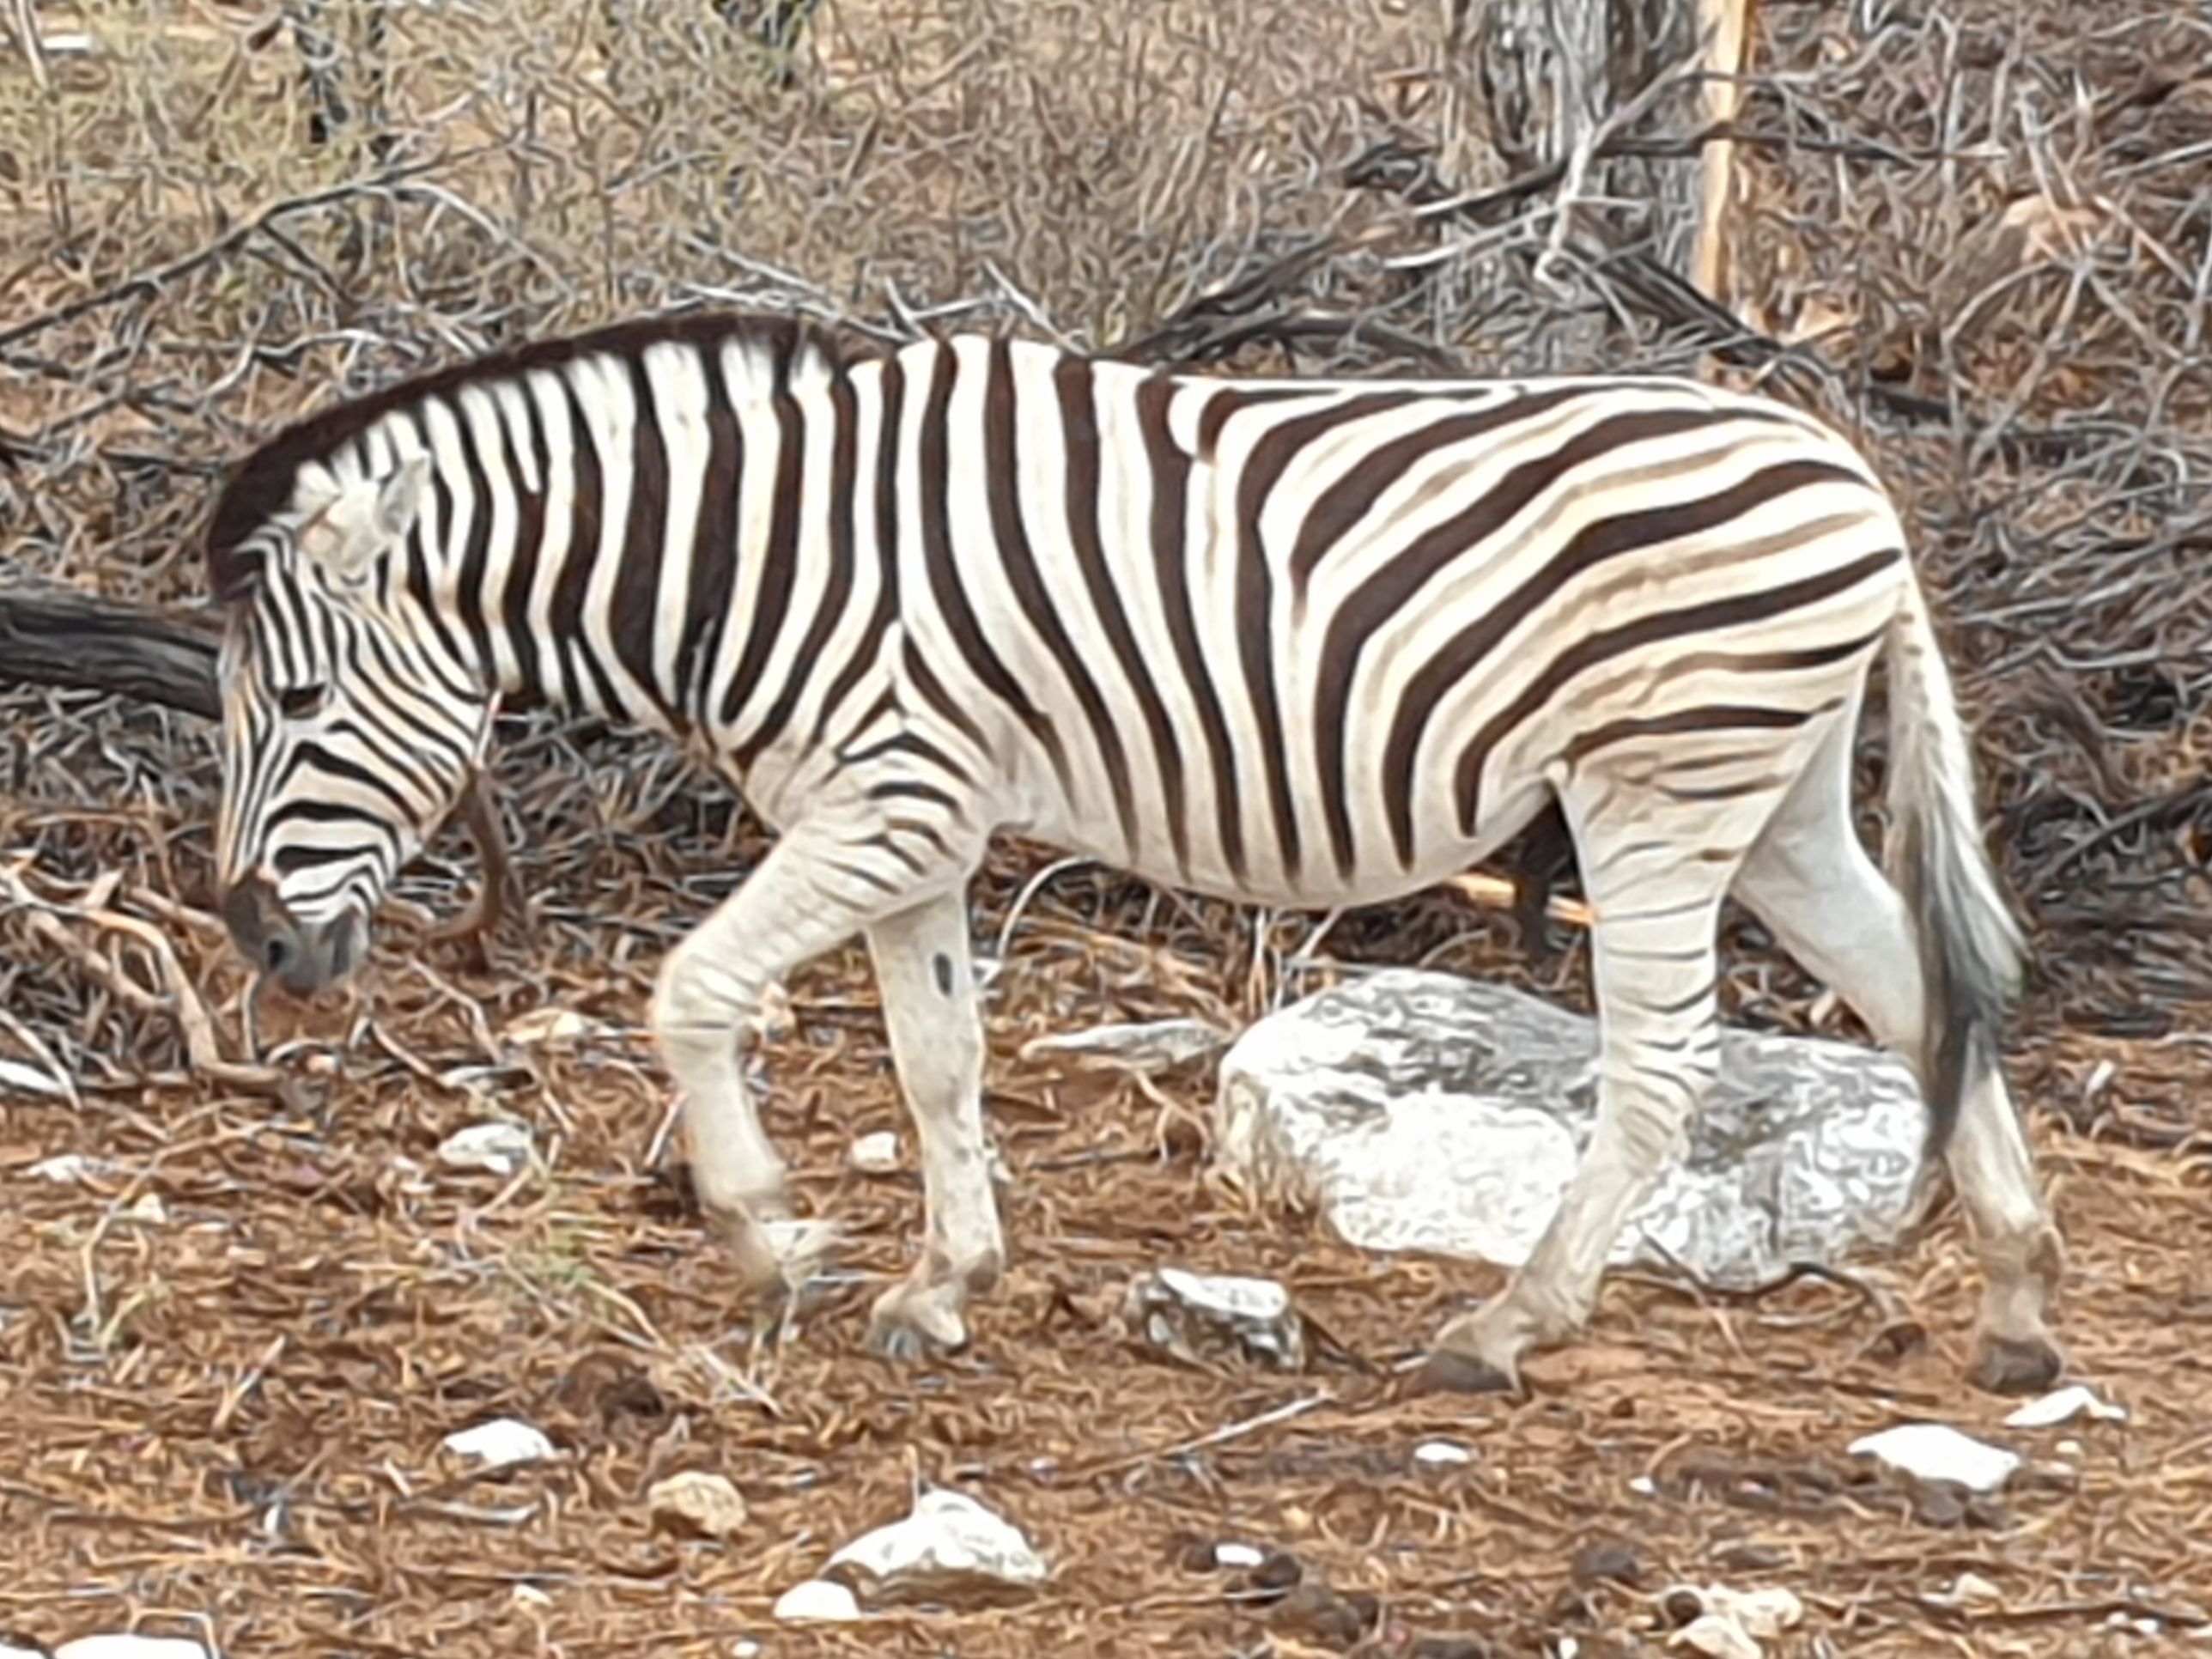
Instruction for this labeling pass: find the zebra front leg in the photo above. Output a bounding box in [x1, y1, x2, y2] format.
[1424, 806, 1737, 1393]
[651, 827, 902, 1305]
[862, 890, 1006, 1359]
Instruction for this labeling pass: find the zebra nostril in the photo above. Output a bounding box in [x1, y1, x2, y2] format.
[262, 931, 295, 975]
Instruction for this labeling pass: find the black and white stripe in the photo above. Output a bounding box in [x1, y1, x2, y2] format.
[205, 310, 2065, 1393]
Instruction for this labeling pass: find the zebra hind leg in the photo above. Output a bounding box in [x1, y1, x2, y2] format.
[861, 889, 1005, 1358]
[650, 820, 943, 1310]
[1733, 722, 2063, 1394]
[1420, 766, 1754, 1394]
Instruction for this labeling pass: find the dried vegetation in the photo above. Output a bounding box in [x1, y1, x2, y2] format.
[1, 0, 2210, 1654]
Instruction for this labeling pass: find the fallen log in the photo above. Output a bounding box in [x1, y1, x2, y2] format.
[0, 579, 516, 964]
[0, 580, 224, 720]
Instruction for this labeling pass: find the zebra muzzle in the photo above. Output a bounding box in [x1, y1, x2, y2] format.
[220, 872, 368, 994]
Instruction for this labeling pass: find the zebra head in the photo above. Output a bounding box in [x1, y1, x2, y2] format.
[213, 449, 495, 994]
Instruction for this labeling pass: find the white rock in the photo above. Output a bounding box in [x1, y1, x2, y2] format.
[773, 1580, 860, 1623]
[1706, 1587, 1804, 1638]
[442, 1417, 556, 1468]
[26, 1153, 114, 1184]
[2004, 1383, 2128, 1428]
[729, 1640, 763, 1658]
[1020, 1017, 1233, 1073]
[1213, 969, 1929, 1287]
[1849, 1423, 2019, 1492]
[53, 1642, 210, 1659]
[123, 1193, 167, 1224]
[1123, 1267, 1306, 1370]
[848, 1132, 901, 1175]
[501, 1007, 615, 1046]
[647, 1471, 748, 1540]
[1671, 1614, 1760, 1659]
[1413, 1440, 1474, 1467]
[1936, 1571, 2005, 1608]
[827, 1488, 1048, 1607]
[437, 1121, 535, 1176]
[1211, 1541, 1267, 1570]
[1666, 1586, 1802, 1657]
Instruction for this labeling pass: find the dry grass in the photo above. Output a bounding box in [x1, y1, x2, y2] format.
[3, 0, 2212, 1654]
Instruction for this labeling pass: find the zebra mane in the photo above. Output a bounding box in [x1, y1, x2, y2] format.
[204, 310, 863, 605]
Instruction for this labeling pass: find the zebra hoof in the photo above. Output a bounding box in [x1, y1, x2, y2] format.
[1410, 1347, 1522, 1396]
[1967, 1331, 2065, 1396]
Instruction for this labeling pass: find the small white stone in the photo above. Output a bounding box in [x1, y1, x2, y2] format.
[648, 1471, 749, 1540]
[1628, 1475, 1658, 1496]
[2003, 1383, 2128, 1429]
[53, 1642, 210, 1659]
[773, 1579, 860, 1623]
[1849, 1423, 2020, 1493]
[1670, 1613, 1759, 1659]
[828, 1487, 1048, 1601]
[1125, 1267, 1305, 1370]
[26, 1153, 108, 1184]
[1708, 1586, 1804, 1637]
[442, 1417, 556, 1468]
[1212, 1541, 1267, 1569]
[437, 1121, 536, 1176]
[123, 1192, 167, 1224]
[1940, 1571, 2005, 1607]
[729, 1641, 763, 1658]
[501, 1007, 613, 1046]
[1664, 1583, 1805, 1644]
[1413, 1440, 1474, 1467]
[848, 1132, 900, 1175]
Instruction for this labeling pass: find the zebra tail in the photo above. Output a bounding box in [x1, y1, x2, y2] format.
[1882, 576, 2027, 1163]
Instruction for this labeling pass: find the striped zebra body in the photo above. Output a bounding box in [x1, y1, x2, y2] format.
[207, 313, 2065, 1394]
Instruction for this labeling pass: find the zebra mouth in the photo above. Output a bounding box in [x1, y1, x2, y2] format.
[221, 874, 370, 995]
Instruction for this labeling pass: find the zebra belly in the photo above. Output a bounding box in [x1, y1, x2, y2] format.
[1006, 769, 1563, 915]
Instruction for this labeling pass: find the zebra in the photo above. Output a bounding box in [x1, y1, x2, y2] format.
[204, 309, 2064, 1395]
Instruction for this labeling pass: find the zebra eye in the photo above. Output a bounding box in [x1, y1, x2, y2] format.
[276, 684, 330, 721]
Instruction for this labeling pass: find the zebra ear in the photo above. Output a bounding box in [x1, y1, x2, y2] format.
[297, 453, 432, 586]
[370, 451, 434, 542]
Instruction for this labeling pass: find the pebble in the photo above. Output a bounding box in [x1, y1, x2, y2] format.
[647, 1471, 748, 1540]
[441, 1417, 556, 1468]
[1848, 1423, 2020, 1493]
[772, 1580, 860, 1623]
